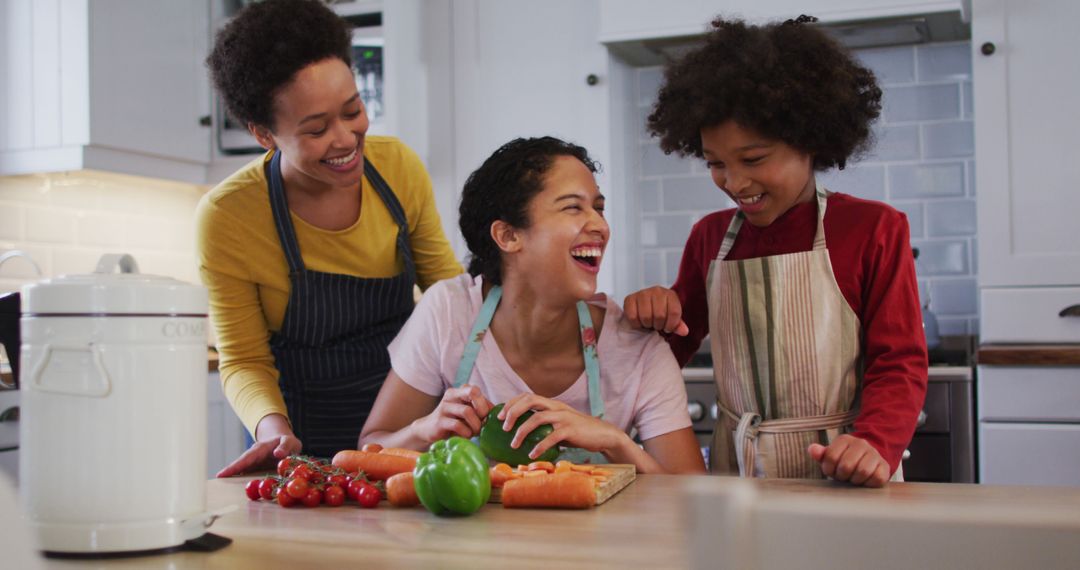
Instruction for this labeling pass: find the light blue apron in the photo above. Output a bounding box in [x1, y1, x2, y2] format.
[454, 284, 607, 464]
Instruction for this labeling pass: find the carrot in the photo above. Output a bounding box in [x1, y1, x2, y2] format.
[386, 472, 421, 507]
[526, 461, 555, 473]
[554, 461, 573, 473]
[378, 447, 423, 460]
[361, 442, 384, 453]
[331, 450, 416, 481]
[523, 469, 547, 478]
[501, 472, 597, 509]
[490, 463, 517, 489]
[569, 464, 594, 473]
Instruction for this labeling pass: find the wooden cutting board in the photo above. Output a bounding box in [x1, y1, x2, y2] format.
[488, 464, 636, 506]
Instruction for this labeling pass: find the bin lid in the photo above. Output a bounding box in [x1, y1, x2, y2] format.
[21, 254, 207, 316]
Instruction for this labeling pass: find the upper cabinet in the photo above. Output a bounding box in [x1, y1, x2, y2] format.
[973, 0, 1080, 342]
[0, 0, 211, 184]
[598, 0, 968, 42]
[973, 0, 1080, 288]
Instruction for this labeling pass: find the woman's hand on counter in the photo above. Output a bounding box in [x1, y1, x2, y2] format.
[216, 414, 302, 478]
[808, 435, 890, 488]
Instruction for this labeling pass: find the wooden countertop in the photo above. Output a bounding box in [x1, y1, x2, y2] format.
[978, 344, 1080, 366]
[42, 475, 1080, 569]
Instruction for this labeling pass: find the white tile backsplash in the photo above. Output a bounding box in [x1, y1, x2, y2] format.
[857, 46, 916, 85]
[883, 84, 961, 122]
[629, 41, 979, 334]
[640, 142, 694, 177]
[662, 175, 730, 212]
[0, 170, 207, 292]
[922, 121, 974, 158]
[916, 43, 972, 82]
[889, 162, 966, 199]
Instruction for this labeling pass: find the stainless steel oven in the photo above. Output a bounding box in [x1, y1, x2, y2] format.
[682, 364, 976, 482]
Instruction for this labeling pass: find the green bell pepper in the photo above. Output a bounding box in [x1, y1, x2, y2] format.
[413, 436, 491, 516]
[477, 403, 560, 466]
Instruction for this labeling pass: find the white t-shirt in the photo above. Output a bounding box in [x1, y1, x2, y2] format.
[388, 274, 692, 442]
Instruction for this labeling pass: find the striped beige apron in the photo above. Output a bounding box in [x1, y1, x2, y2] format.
[707, 185, 900, 480]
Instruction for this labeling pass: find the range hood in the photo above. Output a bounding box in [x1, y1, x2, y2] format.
[607, 11, 971, 66]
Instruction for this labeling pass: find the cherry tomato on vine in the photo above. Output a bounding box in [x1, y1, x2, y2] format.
[277, 458, 295, 477]
[244, 479, 262, 501]
[355, 483, 381, 509]
[285, 477, 310, 499]
[258, 477, 276, 500]
[328, 474, 349, 488]
[347, 479, 366, 502]
[324, 485, 345, 507]
[277, 490, 297, 507]
[301, 488, 323, 508]
[291, 464, 313, 482]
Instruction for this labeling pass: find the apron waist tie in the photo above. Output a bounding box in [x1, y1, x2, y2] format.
[720, 402, 860, 477]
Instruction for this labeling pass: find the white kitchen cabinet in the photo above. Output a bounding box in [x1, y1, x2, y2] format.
[978, 365, 1080, 486]
[206, 371, 247, 479]
[979, 422, 1080, 486]
[419, 0, 616, 289]
[973, 0, 1080, 291]
[0, 0, 212, 184]
[598, 0, 966, 42]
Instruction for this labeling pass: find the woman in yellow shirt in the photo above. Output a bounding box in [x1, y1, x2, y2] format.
[198, 0, 462, 476]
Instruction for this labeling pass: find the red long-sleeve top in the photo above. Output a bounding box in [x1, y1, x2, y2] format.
[669, 192, 928, 473]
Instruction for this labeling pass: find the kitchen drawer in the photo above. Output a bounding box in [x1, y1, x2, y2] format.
[903, 434, 950, 482]
[979, 422, 1080, 486]
[917, 382, 950, 433]
[978, 366, 1080, 422]
[981, 287, 1080, 343]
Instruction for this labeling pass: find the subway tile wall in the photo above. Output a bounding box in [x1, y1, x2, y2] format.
[632, 41, 978, 336]
[0, 171, 206, 295]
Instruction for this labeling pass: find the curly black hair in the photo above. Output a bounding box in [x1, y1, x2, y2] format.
[206, 0, 352, 130]
[648, 16, 882, 170]
[459, 137, 600, 286]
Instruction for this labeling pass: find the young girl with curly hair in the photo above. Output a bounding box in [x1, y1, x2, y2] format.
[623, 15, 927, 486]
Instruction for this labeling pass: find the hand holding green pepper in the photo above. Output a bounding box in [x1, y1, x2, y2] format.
[478, 403, 560, 465]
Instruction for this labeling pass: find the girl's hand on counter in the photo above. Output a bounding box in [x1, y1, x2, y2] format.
[622, 286, 689, 336]
[808, 435, 890, 488]
[216, 414, 302, 478]
[412, 385, 494, 444]
[500, 394, 627, 460]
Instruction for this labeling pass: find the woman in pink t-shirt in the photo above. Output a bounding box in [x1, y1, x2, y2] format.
[360, 137, 704, 473]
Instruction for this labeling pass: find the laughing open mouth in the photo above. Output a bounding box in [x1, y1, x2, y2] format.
[570, 245, 602, 268]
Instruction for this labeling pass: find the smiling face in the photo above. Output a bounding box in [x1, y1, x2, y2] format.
[701, 120, 816, 227]
[250, 58, 368, 194]
[508, 156, 609, 301]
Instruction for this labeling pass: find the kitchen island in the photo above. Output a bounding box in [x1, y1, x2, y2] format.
[43, 475, 1080, 569]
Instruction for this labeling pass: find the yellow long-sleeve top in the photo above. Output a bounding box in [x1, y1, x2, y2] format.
[196, 136, 464, 435]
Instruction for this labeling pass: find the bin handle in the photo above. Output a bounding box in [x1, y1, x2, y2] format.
[94, 253, 139, 275]
[30, 343, 112, 398]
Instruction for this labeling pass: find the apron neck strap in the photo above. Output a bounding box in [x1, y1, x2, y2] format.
[715, 182, 830, 261]
[452, 283, 605, 419]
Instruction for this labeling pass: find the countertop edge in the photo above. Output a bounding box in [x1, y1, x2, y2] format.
[977, 344, 1080, 366]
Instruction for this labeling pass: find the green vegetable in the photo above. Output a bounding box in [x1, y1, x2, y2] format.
[413, 436, 491, 516]
[477, 403, 560, 465]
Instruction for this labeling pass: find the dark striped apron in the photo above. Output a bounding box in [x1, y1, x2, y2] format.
[266, 150, 416, 458]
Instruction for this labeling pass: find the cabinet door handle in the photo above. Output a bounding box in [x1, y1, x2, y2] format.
[1060, 304, 1080, 317]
